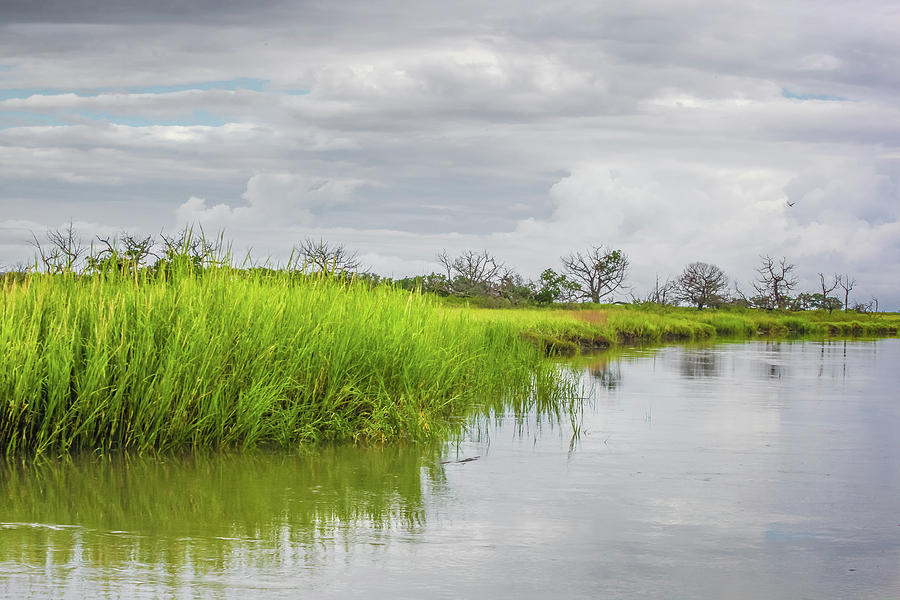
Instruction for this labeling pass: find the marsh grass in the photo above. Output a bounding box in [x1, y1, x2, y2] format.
[0, 267, 568, 457]
[480, 304, 899, 352]
[2, 261, 896, 457]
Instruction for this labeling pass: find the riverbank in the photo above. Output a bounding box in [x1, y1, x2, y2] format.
[469, 303, 900, 355]
[2, 270, 896, 456]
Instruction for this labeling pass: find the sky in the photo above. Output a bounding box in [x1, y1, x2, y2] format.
[1, 0, 899, 308]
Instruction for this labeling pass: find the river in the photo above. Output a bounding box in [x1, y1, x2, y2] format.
[2, 339, 898, 598]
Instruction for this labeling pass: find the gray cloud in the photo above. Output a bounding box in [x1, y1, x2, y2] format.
[0, 0, 331, 25]
[1, 0, 899, 307]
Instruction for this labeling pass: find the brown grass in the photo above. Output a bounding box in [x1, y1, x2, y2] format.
[568, 310, 610, 325]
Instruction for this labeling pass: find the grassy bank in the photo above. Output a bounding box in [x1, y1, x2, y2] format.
[462, 303, 900, 355]
[0, 269, 570, 457]
[2, 268, 896, 456]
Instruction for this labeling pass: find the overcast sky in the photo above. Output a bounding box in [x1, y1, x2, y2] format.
[2, 0, 899, 307]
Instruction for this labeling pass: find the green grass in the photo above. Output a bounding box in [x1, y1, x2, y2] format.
[455, 303, 898, 355]
[2, 267, 896, 457]
[0, 269, 571, 457]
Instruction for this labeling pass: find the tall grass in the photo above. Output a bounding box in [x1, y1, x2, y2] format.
[3, 262, 896, 457]
[0, 268, 567, 457]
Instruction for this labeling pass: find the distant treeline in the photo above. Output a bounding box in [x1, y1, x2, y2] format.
[1, 224, 886, 314]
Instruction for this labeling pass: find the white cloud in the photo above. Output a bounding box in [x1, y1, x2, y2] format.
[176, 172, 365, 229]
[505, 163, 900, 304]
[784, 163, 900, 226]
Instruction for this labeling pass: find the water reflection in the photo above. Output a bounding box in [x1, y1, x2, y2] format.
[0, 446, 443, 593]
[749, 340, 785, 379]
[677, 349, 723, 379]
[812, 338, 879, 380]
[578, 354, 623, 389]
[593, 339, 883, 385]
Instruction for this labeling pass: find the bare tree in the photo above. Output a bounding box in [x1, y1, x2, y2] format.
[837, 274, 855, 311]
[632, 275, 676, 305]
[295, 237, 361, 275]
[752, 254, 799, 309]
[88, 233, 158, 274]
[674, 262, 728, 310]
[818, 273, 840, 313]
[120, 234, 157, 265]
[561, 245, 629, 303]
[0, 261, 30, 285]
[437, 249, 505, 296]
[30, 222, 86, 274]
[11, 261, 30, 275]
[852, 299, 873, 314]
[496, 268, 534, 304]
[731, 281, 751, 307]
[157, 227, 228, 272]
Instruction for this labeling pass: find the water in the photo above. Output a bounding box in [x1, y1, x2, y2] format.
[2, 339, 898, 599]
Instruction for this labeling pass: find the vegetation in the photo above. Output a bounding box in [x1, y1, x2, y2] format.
[673, 262, 728, 310]
[463, 304, 899, 355]
[534, 268, 581, 304]
[561, 245, 629, 303]
[0, 262, 578, 457]
[16, 223, 890, 313]
[295, 237, 362, 275]
[817, 272, 842, 312]
[750, 254, 799, 309]
[2, 227, 896, 457]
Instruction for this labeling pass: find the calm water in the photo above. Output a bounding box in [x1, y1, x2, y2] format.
[2, 340, 898, 599]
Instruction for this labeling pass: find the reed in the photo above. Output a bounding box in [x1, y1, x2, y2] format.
[0, 268, 567, 457]
[2, 263, 896, 457]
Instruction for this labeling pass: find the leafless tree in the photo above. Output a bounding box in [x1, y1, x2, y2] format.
[818, 273, 840, 313]
[752, 254, 799, 309]
[160, 229, 198, 260]
[731, 281, 751, 306]
[159, 227, 228, 270]
[121, 234, 157, 265]
[0, 261, 30, 285]
[561, 245, 629, 303]
[294, 237, 361, 275]
[12, 261, 30, 274]
[88, 233, 158, 274]
[437, 249, 505, 296]
[496, 268, 534, 304]
[674, 262, 728, 309]
[30, 222, 86, 273]
[852, 299, 873, 314]
[837, 274, 855, 311]
[632, 275, 676, 305]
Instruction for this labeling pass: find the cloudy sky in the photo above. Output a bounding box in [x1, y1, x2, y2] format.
[2, 0, 899, 307]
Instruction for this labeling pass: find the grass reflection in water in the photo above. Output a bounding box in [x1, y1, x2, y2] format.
[0, 446, 444, 579]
